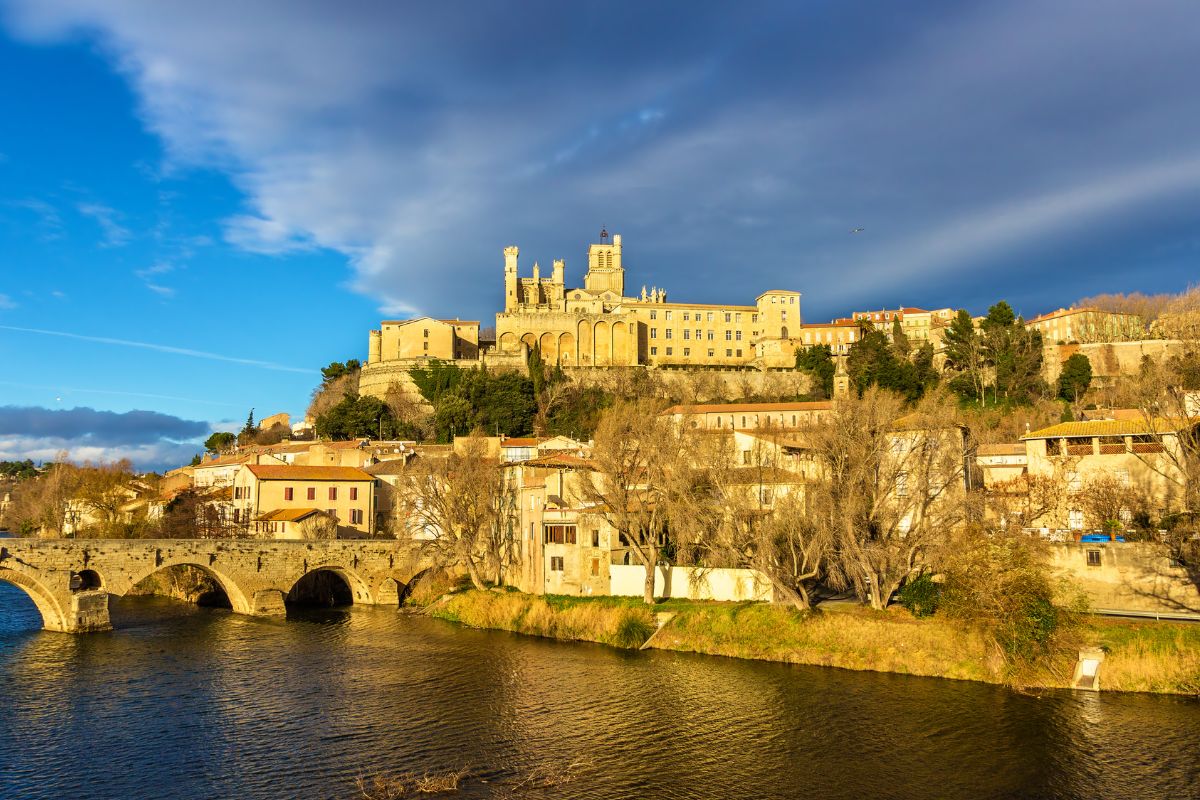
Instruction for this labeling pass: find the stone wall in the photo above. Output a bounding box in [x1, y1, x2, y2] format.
[1048, 541, 1200, 615]
[1042, 340, 1185, 385]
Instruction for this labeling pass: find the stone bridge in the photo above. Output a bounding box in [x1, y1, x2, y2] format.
[0, 538, 430, 633]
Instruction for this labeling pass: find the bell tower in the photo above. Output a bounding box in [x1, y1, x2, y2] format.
[584, 228, 625, 297]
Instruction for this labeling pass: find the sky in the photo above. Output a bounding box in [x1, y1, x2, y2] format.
[1, 1, 1199, 470]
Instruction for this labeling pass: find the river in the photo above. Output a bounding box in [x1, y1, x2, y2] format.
[1, 583, 1198, 799]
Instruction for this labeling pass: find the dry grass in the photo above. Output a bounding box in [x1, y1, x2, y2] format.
[652, 602, 1002, 683]
[1088, 618, 1200, 694]
[430, 590, 1200, 695]
[431, 590, 656, 648]
[356, 768, 469, 798]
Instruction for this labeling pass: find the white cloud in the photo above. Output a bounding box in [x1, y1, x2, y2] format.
[0, 294, 16, 310]
[76, 201, 132, 246]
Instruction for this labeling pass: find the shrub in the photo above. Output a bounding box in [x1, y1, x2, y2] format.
[897, 573, 941, 617]
[612, 608, 656, 648]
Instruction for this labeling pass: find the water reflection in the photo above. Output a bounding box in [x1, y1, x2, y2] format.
[0, 582, 1197, 799]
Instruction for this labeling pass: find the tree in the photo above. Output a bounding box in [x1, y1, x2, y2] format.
[686, 433, 830, 611]
[981, 302, 1045, 404]
[891, 318, 910, 357]
[399, 436, 517, 590]
[237, 409, 258, 446]
[794, 345, 835, 399]
[2, 459, 79, 536]
[943, 309, 988, 404]
[204, 431, 236, 453]
[299, 511, 338, 540]
[1057, 353, 1093, 402]
[846, 327, 923, 400]
[801, 388, 970, 609]
[576, 400, 693, 604]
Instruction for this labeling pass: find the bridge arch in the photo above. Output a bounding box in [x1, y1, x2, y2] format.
[124, 561, 254, 616]
[370, 567, 436, 608]
[287, 564, 373, 606]
[0, 568, 69, 632]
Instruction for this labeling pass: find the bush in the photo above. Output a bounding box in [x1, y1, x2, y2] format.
[613, 608, 656, 648]
[897, 573, 941, 618]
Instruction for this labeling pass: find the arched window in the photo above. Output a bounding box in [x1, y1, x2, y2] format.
[781, 325, 789, 338]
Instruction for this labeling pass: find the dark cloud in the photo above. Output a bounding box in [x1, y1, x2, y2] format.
[0, 405, 209, 471]
[5, 0, 1200, 321]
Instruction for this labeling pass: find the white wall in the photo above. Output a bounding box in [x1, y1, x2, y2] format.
[608, 564, 773, 602]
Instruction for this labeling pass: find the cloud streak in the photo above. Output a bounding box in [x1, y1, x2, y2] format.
[0, 324, 316, 374]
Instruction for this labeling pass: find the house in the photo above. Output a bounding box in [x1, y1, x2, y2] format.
[663, 400, 833, 432]
[506, 454, 617, 597]
[1016, 416, 1196, 530]
[230, 464, 376, 539]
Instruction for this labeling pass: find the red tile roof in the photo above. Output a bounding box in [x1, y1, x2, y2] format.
[244, 464, 373, 481]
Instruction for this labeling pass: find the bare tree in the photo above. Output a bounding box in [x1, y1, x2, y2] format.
[299, 511, 338, 540]
[3, 457, 79, 536]
[575, 400, 692, 604]
[801, 388, 971, 609]
[398, 436, 516, 590]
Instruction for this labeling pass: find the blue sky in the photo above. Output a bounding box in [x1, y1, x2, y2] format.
[1, 1, 1198, 469]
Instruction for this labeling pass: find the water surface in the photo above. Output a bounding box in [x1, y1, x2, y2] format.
[1, 582, 1197, 799]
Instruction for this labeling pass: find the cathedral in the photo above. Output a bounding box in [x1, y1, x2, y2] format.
[495, 231, 801, 368]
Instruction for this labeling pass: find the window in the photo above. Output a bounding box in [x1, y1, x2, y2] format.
[232, 508, 240, 523]
[742, 449, 752, 464]
[741, 416, 747, 427]
[591, 558, 600, 577]
[684, 348, 690, 357]
[666, 347, 673, 356]
[329, 487, 338, 501]
[550, 556, 564, 572]
[544, 524, 577, 544]
[706, 312, 714, 322]
[694, 329, 701, 340]
[725, 312, 732, 322]
[752, 313, 758, 323]
[896, 472, 909, 497]
[1068, 509, 1084, 530]
[650, 310, 657, 320]
[1115, 469, 1130, 487]
[423, 328, 429, 338]
[683, 312, 690, 321]
[683, 329, 690, 340]
[651, 347, 658, 355]
[1067, 472, 1082, 493]
[1086, 549, 1102, 567]
[284, 487, 294, 501]
[665, 311, 673, 321]
[350, 509, 364, 525]
[736, 330, 742, 341]
[650, 328, 657, 339]
[666, 329, 673, 339]
[726, 349, 733, 357]
[423, 342, 429, 351]
[736, 349, 742, 357]
[592, 530, 601, 547]
[708, 349, 715, 357]
[781, 310, 788, 321]
[735, 313, 742, 323]
[725, 330, 732, 341]
[706, 331, 714, 341]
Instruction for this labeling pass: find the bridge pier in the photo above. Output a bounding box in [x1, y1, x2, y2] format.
[250, 589, 287, 617]
[63, 590, 112, 633]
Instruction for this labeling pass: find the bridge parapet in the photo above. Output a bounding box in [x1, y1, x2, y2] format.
[0, 538, 429, 633]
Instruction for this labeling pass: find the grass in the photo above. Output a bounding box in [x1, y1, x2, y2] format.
[427, 590, 1200, 694]
[429, 590, 658, 649]
[1087, 617, 1200, 694]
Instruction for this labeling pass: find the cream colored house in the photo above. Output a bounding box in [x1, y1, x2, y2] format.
[230, 464, 375, 539]
[1026, 307, 1144, 344]
[505, 454, 616, 597]
[852, 307, 955, 343]
[1017, 417, 1194, 530]
[663, 400, 833, 431]
[368, 317, 479, 363]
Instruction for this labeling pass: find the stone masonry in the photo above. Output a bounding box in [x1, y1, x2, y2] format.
[0, 538, 429, 633]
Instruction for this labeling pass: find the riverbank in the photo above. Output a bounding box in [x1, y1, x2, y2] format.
[427, 590, 1200, 695]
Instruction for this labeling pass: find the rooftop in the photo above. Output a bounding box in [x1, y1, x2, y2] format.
[664, 401, 834, 415]
[244, 464, 374, 481]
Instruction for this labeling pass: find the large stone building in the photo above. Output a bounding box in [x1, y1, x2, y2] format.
[495, 232, 801, 368]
